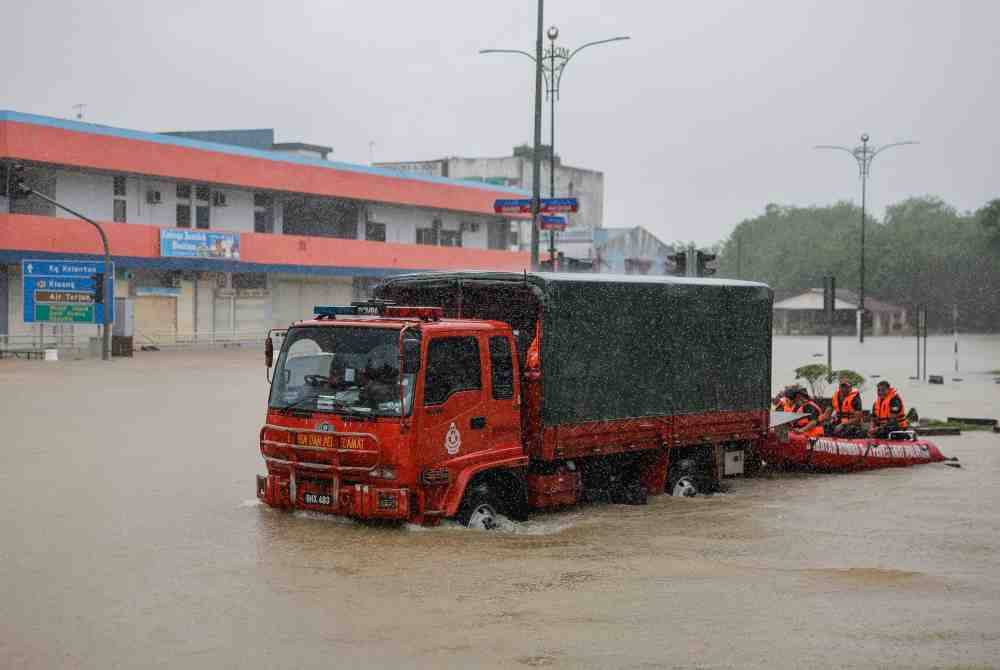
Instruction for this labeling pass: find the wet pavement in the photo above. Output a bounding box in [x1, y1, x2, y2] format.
[1, 336, 999, 669]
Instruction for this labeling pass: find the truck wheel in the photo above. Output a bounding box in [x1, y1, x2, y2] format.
[670, 476, 699, 497]
[457, 483, 502, 530]
[668, 458, 700, 497]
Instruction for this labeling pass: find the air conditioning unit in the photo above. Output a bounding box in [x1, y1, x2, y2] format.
[146, 190, 162, 204]
[212, 192, 228, 207]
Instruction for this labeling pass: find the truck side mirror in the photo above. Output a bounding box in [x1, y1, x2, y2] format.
[402, 338, 421, 374]
[265, 336, 274, 368]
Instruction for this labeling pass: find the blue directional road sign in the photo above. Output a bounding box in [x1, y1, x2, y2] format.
[493, 197, 580, 214]
[539, 215, 568, 231]
[494, 198, 533, 214]
[539, 197, 579, 214]
[22, 259, 114, 324]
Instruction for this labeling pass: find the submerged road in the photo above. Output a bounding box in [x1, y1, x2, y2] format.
[1, 337, 999, 669]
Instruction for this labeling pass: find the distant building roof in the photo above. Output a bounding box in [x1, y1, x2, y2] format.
[162, 128, 332, 159]
[774, 288, 905, 312]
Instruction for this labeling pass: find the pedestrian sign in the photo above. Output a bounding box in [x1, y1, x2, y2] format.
[22, 259, 114, 324]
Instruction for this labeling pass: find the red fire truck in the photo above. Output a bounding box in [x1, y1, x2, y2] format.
[257, 272, 773, 528]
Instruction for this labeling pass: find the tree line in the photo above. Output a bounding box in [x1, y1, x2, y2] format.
[716, 196, 1000, 332]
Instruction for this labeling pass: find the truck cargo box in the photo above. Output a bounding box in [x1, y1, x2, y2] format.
[376, 271, 772, 427]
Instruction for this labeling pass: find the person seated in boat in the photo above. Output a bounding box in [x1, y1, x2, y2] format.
[773, 386, 796, 412]
[868, 380, 910, 438]
[825, 375, 865, 438]
[791, 387, 825, 437]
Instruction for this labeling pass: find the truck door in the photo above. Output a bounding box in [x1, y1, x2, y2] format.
[486, 334, 522, 449]
[418, 335, 488, 462]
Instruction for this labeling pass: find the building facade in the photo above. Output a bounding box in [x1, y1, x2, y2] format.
[375, 145, 604, 250]
[0, 111, 529, 348]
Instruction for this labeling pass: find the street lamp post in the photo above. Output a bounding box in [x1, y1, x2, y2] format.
[815, 134, 917, 342]
[481, 28, 629, 270]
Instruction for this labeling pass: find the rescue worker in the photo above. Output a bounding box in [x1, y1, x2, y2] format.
[825, 375, 864, 438]
[791, 387, 825, 437]
[869, 380, 909, 438]
[773, 386, 796, 412]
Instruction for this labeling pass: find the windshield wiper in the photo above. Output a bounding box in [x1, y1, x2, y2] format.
[272, 395, 318, 414]
[322, 401, 377, 421]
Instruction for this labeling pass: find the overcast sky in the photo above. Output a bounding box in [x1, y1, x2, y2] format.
[4, 0, 998, 244]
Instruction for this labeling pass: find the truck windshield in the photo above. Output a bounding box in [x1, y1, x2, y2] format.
[269, 325, 415, 417]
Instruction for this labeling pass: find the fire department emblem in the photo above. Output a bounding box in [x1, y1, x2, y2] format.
[445, 422, 461, 456]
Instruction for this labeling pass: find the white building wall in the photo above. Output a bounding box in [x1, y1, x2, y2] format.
[208, 188, 254, 232]
[53, 170, 115, 222]
[51, 169, 257, 232]
[131, 176, 179, 227]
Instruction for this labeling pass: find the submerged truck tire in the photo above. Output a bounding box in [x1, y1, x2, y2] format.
[668, 458, 701, 497]
[456, 482, 503, 530]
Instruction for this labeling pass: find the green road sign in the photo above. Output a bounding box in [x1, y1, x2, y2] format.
[35, 304, 95, 323]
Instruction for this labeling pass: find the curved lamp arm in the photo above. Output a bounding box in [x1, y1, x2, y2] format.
[479, 48, 536, 63]
[873, 140, 919, 157]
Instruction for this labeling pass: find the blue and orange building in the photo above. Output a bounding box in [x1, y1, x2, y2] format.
[0, 111, 529, 344]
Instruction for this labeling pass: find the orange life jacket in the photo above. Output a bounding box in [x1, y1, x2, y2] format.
[794, 398, 824, 437]
[525, 320, 541, 371]
[775, 397, 795, 412]
[873, 388, 908, 429]
[831, 388, 861, 423]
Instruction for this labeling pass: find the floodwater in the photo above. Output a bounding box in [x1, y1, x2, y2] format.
[1, 336, 999, 669]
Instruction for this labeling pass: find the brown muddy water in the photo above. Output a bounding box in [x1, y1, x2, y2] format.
[2, 336, 999, 669]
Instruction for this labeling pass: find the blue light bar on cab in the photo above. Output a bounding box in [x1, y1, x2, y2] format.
[313, 305, 359, 317]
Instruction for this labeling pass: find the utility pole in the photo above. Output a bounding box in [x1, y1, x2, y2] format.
[531, 0, 544, 270]
[480, 15, 629, 271]
[815, 134, 917, 343]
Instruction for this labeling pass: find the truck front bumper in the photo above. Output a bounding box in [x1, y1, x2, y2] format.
[257, 474, 410, 520]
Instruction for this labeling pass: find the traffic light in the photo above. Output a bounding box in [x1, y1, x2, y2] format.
[695, 250, 717, 277]
[666, 251, 687, 276]
[92, 273, 105, 304]
[7, 163, 32, 199]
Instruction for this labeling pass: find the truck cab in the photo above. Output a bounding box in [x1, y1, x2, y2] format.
[257, 303, 529, 526]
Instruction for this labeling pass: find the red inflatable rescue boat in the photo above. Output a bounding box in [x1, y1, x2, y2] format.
[760, 431, 947, 472]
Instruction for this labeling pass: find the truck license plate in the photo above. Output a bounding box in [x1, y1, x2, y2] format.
[304, 493, 333, 506]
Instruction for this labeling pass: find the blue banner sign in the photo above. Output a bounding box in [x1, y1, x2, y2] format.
[493, 197, 580, 215]
[160, 229, 241, 259]
[539, 215, 568, 231]
[22, 259, 114, 324]
[493, 198, 533, 214]
[539, 197, 579, 213]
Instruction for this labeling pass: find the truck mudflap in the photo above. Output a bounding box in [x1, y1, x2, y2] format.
[256, 472, 410, 520]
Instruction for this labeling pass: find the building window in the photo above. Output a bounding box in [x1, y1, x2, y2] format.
[177, 183, 191, 200]
[487, 223, 508, 250]
[439, 230, 462, 247]
[176, 204, 191, 228]
[416, 227, 437, 245]
[196, 205, 210, 229]
[417, 218, 443, 245]
[195, 185, 211, 202]
[113, 199, 127, 223]
[568, 181, 574, 196]
[253, 192, 271, 208]
[0, 164, 8, 197]
[365, 222, 386, 242]
[253, 209, 273, 234]
[113, 175, 127, 197]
